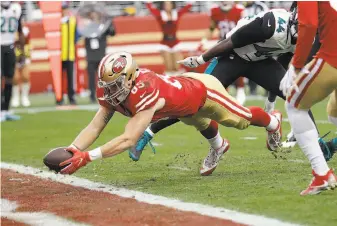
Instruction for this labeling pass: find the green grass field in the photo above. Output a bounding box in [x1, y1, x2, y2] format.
[2, 94, 337, 226]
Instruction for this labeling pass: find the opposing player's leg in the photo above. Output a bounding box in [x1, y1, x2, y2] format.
[1, 46, 20, 121]
[128, 118, 179, 161]
[286, 59, 337, 195]
[319, 90, 337, 161]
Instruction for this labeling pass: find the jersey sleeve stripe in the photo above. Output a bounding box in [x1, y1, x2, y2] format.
[206, 90, 252, 120]
[135, 89, 156, 108]
[136, 90, 160, 113]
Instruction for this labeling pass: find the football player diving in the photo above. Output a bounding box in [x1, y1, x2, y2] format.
[58, 51, 282, 176]
[130, 6, 336, 169]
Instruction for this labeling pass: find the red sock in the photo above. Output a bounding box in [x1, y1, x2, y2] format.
[200, 120, 219, 139]
[248, 106, 271, 127]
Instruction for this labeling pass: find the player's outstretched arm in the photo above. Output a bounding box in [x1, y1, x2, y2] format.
[71, 106, 115, 151]
[60, 99, 163, 175]
[100, 106, 157, 158]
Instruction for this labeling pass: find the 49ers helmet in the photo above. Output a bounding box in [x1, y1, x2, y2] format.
[97, 51, 139, 106]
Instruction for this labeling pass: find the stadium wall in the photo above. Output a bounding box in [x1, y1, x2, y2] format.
[27, 13, 218, 93]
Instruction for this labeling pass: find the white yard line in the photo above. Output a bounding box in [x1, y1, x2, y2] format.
[1, 199, 88, 226]
[1, 162, 300, 226]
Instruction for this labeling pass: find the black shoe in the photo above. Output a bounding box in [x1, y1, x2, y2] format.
[56, 100, 64, 105]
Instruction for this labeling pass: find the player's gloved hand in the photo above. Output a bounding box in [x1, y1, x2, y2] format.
[60, 145, 91, 175]
[177, 55, 206, 68]
[279, 64, 300, 97]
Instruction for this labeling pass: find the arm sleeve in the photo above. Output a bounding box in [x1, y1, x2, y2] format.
[231, 12, 275, 48]
[292, 2, 318, 69]
[146, 2, 161, 17]
[178, 3, 192, 17]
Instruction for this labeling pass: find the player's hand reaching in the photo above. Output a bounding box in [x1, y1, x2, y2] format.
[279, 64, 301, 97]
[177, 55, 206, 68]
[59, 145, 91, 175]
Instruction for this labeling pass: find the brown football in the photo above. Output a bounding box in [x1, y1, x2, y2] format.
[43, 147, 73, 172]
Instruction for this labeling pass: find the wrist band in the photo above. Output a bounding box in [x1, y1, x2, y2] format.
[88, 147, 102, 161]
[197, 55, 206, 65]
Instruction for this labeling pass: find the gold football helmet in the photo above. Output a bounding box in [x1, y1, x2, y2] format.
[97, 51, 139, 106]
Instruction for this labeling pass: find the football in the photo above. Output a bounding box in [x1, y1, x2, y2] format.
[43, 147, 73, 172]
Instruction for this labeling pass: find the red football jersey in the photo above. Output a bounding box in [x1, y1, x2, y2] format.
[210, 4, 244, 39]
[293, 2, 337, 68]
[97, 69, 207, 122]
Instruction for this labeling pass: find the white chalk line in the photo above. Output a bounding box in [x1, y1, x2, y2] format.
[1, 162, 300, 226]
[167, 166, 192, 171]
[1, 199, 89, 226]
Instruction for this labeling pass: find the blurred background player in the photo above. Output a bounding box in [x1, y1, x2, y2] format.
[145, 1, 192, 76]
[1, 1, 24, 121]
[58, 2, 81, 105]
[81, 3, 116, 103]
[11, 25, 31, 108]
[202, 1, 246, 105]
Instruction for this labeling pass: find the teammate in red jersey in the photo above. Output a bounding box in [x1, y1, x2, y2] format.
[202, 2, 246, 105]
[146, 1, 192, 76]
[280, 2, 337, 195]
[58, 52, 282, 175]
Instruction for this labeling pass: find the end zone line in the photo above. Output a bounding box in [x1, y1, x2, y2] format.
[1, 162, 300, 226]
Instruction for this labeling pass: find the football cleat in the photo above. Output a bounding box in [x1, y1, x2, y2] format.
[300, 169, 337, 196]
[21, 96, 31, 107]
[282, 130, 297, 149]
[200, 139, 230, 176]
[5, 113, 21, 121]
[318, 132, 337, 161]
[266, 110, 282, 152]
[128, 130, 155, 161]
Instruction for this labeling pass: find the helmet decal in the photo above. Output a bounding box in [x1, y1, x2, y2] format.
[112, 57, 127, 74]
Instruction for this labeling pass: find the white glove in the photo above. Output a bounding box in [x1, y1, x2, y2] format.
[279, 64, 299, 97]
[177, 55, 206, 68]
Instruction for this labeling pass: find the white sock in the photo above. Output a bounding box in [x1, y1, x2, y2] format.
[145, 127, 154, 138]
[208, 132, 223, 149]
[236, 87, 245, 96]
[264, 99, 275, 114]
[296, 129, 329, 175]
[12, 85, 20, 100]
[328, 116, 337, 126]
[21, 82, 31, 99]
[266, 114, 279, 131]
[286, 102, 329, 175]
